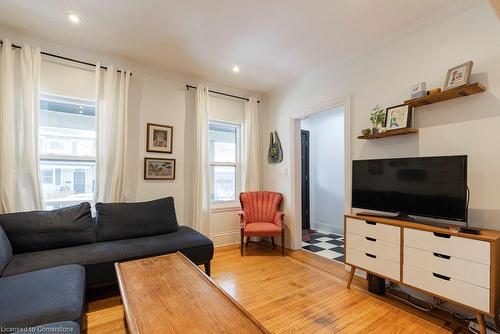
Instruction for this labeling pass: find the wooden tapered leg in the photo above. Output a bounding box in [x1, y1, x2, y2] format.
[246, 236, 251, 246]
[477, 313, 486, 334]
[271, 237, 275, 249]
[281, 229, 285, 256]
[347, 266, 356, 289]
[240, 228, 244, 256]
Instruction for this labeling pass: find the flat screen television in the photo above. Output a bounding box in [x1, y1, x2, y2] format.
[352, 155, 467, 222]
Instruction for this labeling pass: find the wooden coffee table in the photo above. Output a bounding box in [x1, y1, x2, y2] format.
[115, 252, 269, 333]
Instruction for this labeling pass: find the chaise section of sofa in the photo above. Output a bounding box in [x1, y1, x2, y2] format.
[0, 264, 85, 331]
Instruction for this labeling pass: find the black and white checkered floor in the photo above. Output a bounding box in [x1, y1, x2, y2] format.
[302, 230, 344, 263]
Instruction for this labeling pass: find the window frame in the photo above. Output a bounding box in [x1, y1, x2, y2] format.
[38, 93, 97, 210]
[209, 120, 242, 209]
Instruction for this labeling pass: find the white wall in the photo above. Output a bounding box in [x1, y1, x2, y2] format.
[1, 26, 259, 233]
[301, 106, 345, 235]
[262, 3, 500, 249]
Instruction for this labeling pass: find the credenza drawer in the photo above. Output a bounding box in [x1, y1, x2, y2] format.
[346, 218, 400, 244]
[404, 246, 490, 288]
[404, 228, 490, 265]
[346, 232, 400, 262]
[403, 264, 490, 313]
[346, 247, 400, 281]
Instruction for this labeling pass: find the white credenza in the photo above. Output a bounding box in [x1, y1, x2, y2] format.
[344, 214, 500, 334]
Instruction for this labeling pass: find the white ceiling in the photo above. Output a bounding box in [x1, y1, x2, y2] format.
[0, 0, 486, 93]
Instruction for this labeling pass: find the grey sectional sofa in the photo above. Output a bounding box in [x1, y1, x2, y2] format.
[0, 197, 214, 333]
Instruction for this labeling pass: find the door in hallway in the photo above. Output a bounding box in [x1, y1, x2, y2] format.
[301, 130, 310, 230]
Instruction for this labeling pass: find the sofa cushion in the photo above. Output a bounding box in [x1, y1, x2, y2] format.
[12, 321, 79, 333]
[2, 227, 214, 280]
[0, 265, 85, 329]
[95, 197, 179, 242]
[0, 224, 12, 275]
[0, 203, 96, 254]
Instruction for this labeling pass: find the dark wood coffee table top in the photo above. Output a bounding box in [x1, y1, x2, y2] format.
[115, 252, 269, 334]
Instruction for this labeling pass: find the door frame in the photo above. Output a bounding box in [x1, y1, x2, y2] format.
[288, 96, 352, 250]
[300, 130, 310, 230]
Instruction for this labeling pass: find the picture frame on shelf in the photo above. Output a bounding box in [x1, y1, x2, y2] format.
[144, 158, 176, 180]
[385, 104, 412, 131]
[443, 61, 473, 91]
[146, 123, 173, 153]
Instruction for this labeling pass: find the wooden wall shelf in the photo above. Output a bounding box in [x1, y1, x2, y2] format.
[358, 128, 418, 140]
[404, 83, 485, 107]
[359, 82, 485, 141]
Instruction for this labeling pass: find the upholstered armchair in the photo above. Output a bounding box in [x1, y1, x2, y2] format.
[238, 191, 285, 256]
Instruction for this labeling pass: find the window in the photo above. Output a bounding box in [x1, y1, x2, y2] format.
[41, 169, 54, 184]
[39, 94, 96, 210]
[209, 121, 241, 205]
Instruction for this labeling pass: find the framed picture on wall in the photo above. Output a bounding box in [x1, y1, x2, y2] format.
[443, 61, 473, 91]
[147, 123, 173, 153]
[144, 158, 176, 180]
[385, 104, 412, 131]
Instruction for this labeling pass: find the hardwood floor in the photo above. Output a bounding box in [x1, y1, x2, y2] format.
[83, 245, 452, 333]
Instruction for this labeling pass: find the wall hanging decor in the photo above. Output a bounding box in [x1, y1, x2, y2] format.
[268, 131, 283, 163]
[144, 158, 176, 180]
[443, 61, 473, 91]
[147, 123, 173, 153]
[385, 104, 412, 131]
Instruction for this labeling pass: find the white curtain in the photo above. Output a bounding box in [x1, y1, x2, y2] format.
[94, 64, 131, 203]
[0, 40, 43, 213]
[193, 85, 211, 234]
[243, 97, 262, 191]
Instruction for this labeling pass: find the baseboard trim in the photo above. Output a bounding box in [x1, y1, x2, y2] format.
[215, 243, 240, 252]
[211, 230, 240, 247]
[310, 220, 343, 235]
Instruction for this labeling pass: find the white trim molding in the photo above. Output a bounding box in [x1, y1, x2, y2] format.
[211, 230, 241, 247]
[288, 96, 352, 250]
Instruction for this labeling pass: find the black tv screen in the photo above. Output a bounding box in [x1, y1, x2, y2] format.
[352, 156, 467, 222]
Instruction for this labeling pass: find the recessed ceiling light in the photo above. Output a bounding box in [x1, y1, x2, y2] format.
[232, 65, 240, 73]
[67, 14, 80, 24]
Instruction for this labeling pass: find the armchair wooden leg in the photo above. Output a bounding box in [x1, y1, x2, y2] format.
[246, 236, 251, 246]
[281, 229, 285, 256]
[240, 228, 244, 257]
[271, 237, 275, 249]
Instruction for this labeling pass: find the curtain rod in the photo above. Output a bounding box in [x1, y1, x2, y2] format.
[0, 41, 131, 75]
[186, 84, 260, 103]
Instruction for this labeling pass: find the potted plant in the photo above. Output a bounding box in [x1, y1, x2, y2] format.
[369, 105, 385, 135]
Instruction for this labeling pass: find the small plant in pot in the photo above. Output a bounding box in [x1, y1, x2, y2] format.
[369, 105, 385, 135]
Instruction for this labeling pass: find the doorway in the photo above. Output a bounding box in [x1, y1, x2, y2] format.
[301, 130, 310, 230]
[298, 104, 347, 263]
